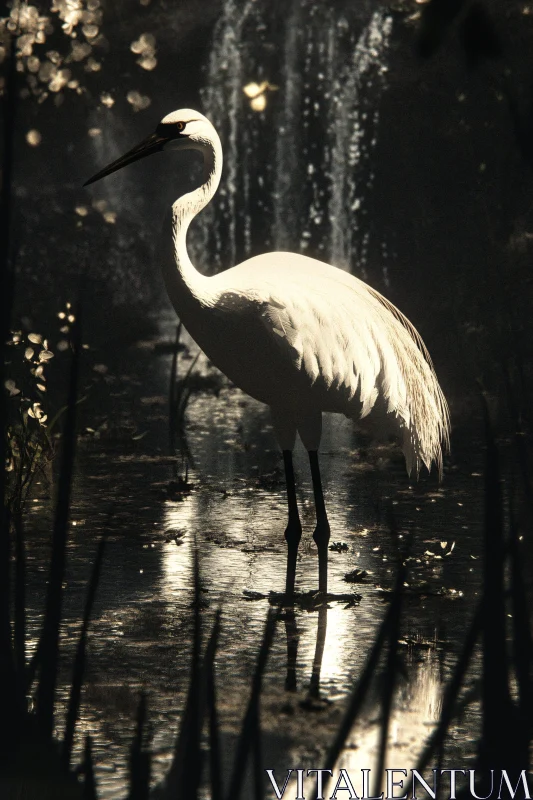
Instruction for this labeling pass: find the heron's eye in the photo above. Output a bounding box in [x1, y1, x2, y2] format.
[176, 121, 185, 132]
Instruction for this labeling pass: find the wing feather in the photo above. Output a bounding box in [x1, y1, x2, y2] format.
[213, 252, 450, 477]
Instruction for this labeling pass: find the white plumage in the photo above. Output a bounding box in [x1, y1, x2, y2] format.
[85, 108, 450, 595]
[206, 253, 449, 476]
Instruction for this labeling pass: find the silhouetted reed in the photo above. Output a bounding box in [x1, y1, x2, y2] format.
[168, 322, 201, 454]
[162, 547, 204, 798]
[127, 694, 151, 800]
[36, 308, 82, 739]
[404, 399, 532, 798]
[479, 398, 513, 765]
[206, 610, 223, 800]
[309, 558, 405, 800]
[0, 30, 18, 764]
[63, 534, 107, 770]
[82, 736, 98, 800]
[225, 606, 277, 800]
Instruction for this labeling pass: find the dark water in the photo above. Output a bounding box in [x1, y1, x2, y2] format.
[23, 327, 485, 798]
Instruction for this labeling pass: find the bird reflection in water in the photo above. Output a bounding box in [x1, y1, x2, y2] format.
[280, 602, 328, 702]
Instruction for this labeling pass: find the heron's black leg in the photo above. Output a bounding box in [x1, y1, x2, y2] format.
[283, 450, 302, 597]
[309, 450, 330, 595]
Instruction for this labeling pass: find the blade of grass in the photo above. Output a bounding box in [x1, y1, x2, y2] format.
[127, 693, 151, 800]
[309, 590, 399, 800]
[177, 352, 201, 426]
[164, 545, 204, 798]
[404, 600, 483, 797]
[225, 606, 277, 800]
[502, 363, 533, 514]
[206, 610, 223, 800]
[13, 511, 26, 674]
[24, 633, 43, 695]
[36, 310, 82, 738]
[0, 32, 18, 759]
[480, 395, 512, 762]
[62, 535, 107, 769]
[168, 323, 182, 452]
[371, 560, 405, 799]
[13, 510, 26, 718]
[509, 505, 532, 758]
[252, 716, 264, 800]
[82, 735, 98, 800]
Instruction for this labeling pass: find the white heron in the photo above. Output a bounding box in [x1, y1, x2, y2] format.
[85, 108, 450, 596]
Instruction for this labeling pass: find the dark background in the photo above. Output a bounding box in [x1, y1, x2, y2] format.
[3, 3, 533, 795]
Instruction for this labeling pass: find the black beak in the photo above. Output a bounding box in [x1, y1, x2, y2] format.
[83, 131, 170, 187]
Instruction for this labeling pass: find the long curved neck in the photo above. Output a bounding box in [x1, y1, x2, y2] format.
[162, 134, 222, 314]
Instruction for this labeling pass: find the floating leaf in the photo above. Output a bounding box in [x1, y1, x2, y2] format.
[25, 347, 34, 360]
[28, 332, 42, 344]
[39, 350, 54, 361]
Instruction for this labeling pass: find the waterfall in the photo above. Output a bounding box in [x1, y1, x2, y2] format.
[198, 0, 392, 278]
[272, 1, 304, 252]
[328, 11, 393, 274]
[196, 0, 257, 272]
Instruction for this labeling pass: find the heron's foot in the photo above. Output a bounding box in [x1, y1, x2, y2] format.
[285, 517, 302, 597]
[313, 518, 331, 596]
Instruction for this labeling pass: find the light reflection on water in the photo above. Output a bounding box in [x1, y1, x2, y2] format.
[326, 646, 444, 795]
[22, 347, 484, 798]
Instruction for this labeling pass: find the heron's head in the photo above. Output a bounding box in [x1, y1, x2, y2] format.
[83, 108, 215, 187]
